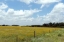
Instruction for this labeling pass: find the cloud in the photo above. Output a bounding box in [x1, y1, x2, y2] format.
[0, 3, 8, 9]
[19, 0, 34, 4]
[0, 2, 64, 25]
[35, 0, 61, 4]
[41, 3, 64, 23]
[0, 3, 42, 25]
[6, 8, 41, 18]
[35, 0, 61, 8]
[27, 3, 64, 25]
[19, 0, 61, 8]
[0, 3, 8, 18]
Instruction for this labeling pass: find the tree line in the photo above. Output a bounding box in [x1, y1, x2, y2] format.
[0, 22, 64, 28]
[30, 22, 64, 28]
[0, 24, 19, 26]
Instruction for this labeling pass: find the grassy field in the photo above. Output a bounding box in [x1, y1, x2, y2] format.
[31, 28, 64, 42]
[0, 26, 60, 42]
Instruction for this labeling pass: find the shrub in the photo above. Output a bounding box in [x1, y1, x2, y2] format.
[58, 34, 62, 37]
[12, 25, 19, 26]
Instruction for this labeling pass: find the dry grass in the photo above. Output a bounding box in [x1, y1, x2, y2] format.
[0, 26, 60, 37]
[0, 26, 60, 42]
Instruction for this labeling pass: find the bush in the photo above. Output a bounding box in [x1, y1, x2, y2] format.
[58, 34, 62, 37]
[12, 25, 19, 26]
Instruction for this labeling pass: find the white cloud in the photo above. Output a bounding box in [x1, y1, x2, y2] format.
[0, 2, 64, 25]
[13, 9, 41, 17]
[7, 8, 14, 15]
[0, 3, 8, 9]
[27, 3, 64, 25]
[5, 8, 41, 21]
[19, 0, 34, 4]
[35, 0, 61, 4]
[19, 0, 61, 8]
[6, 8, 41, 18]
[0, 3, 42, 25]
[42, 3, 64, 23]
[35, 0, 61, 8]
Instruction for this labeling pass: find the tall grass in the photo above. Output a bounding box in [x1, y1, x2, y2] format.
[0, 26, 60, 42]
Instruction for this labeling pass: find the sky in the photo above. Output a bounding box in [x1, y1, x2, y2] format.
[0, 0, 64, 25]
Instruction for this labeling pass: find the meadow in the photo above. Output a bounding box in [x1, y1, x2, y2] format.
[0, 26, 60, 42]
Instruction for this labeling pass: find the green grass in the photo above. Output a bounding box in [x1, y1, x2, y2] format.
[31, 29, 64, 42]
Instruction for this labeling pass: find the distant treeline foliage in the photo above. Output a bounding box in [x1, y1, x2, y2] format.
[30, 25, 42, 27]
[0, 24, 9, 26]
[30, 22, 64, 27]
[0, 24, 19, 26]
[12, 25, 19, 26]
[0, 22, 64, 27]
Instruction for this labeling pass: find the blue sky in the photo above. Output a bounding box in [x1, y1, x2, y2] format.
[0, 0, 64, 25]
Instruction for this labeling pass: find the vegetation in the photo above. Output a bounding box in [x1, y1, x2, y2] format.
[42, 22, 64, 27]
[0, 22, 64, 28]
[30, 22, 64, 27]
[0, 24, 10, 26]
[0, 22, 64, 42]
[12, 25, 19, 26]
[30, 29, 64, 42]
[0, 26, 60, 42]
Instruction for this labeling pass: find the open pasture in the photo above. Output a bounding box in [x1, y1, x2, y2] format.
[0, 26, 60, 42]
